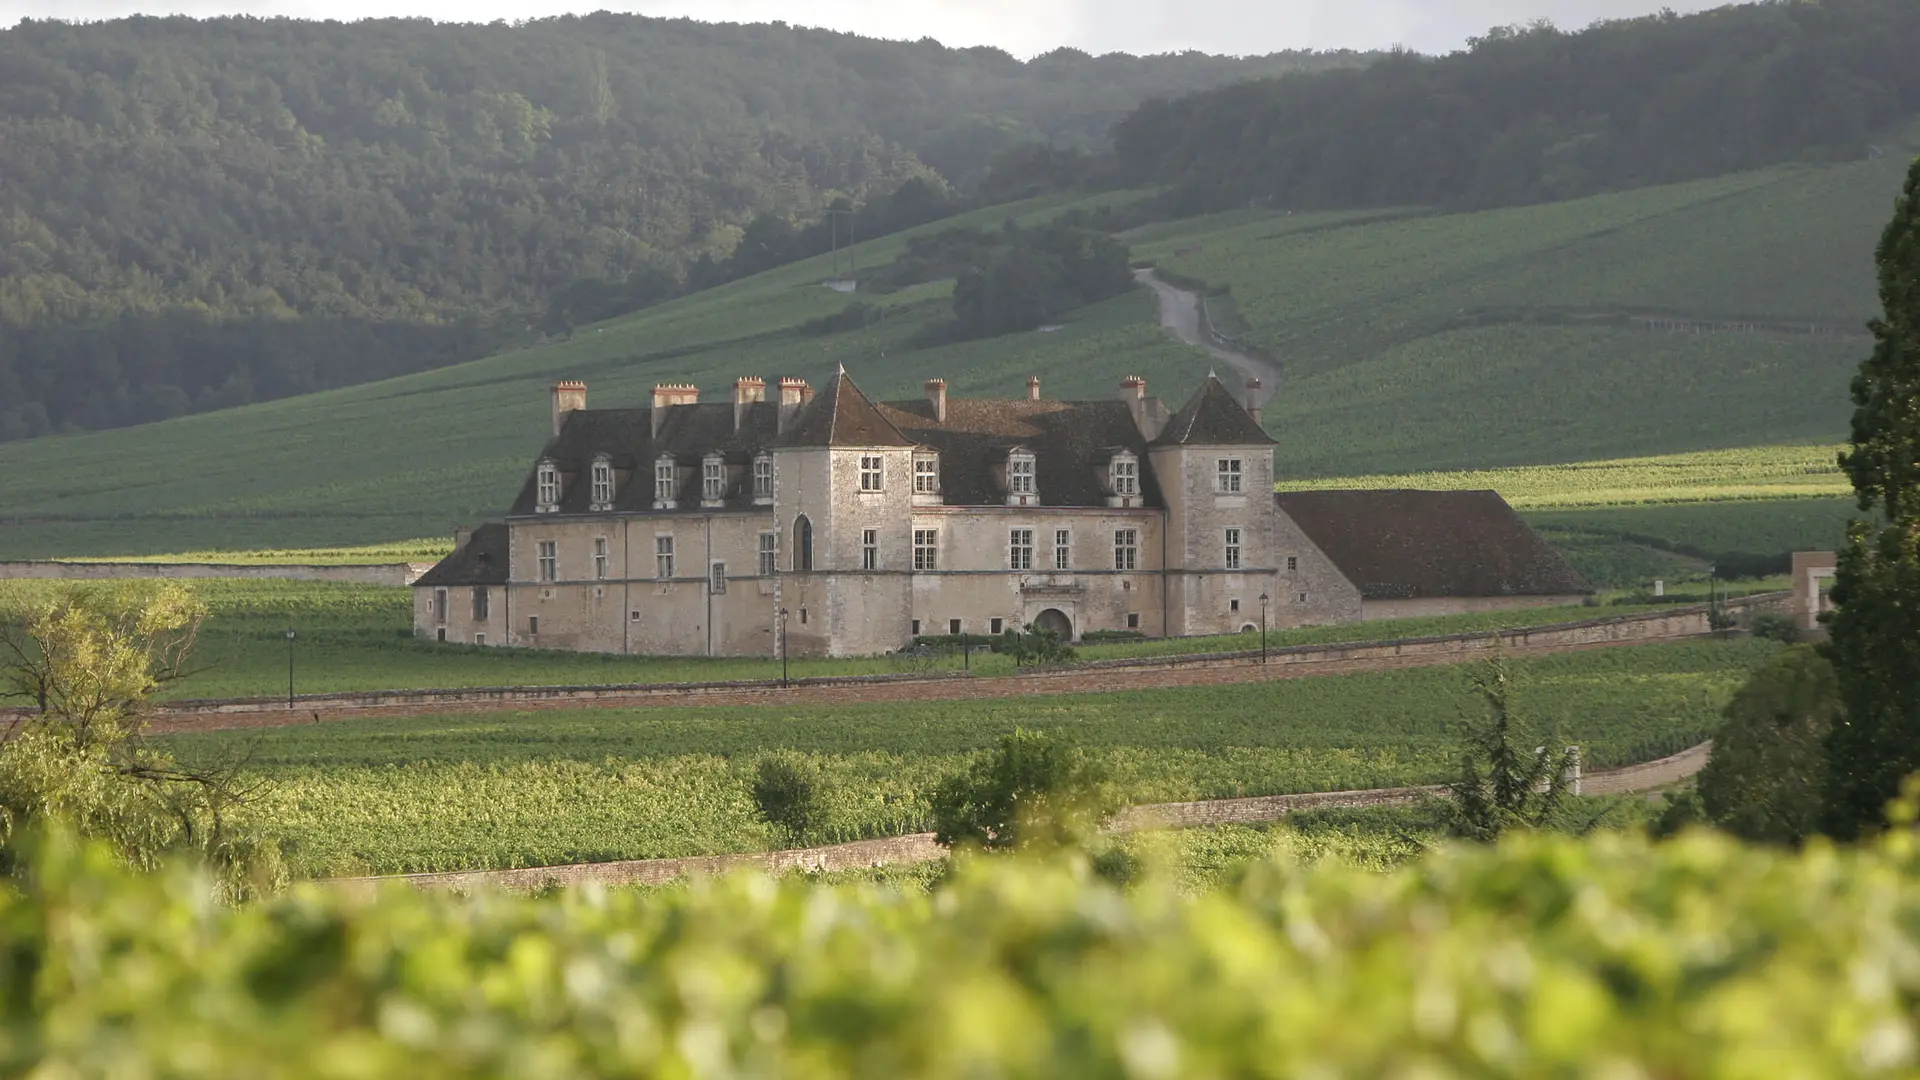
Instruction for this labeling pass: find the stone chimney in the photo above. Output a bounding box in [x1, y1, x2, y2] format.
[777, 377, 811, 434]
[925, 378, 947, 423]
[1120, 375, 1150, 438]
[651, 383, 698, 438]
[1027, 374, 1042, 401]
[551, 380, 586, 438]
[734, 376, 765, 432]
[454, 526, 472, 551]
[1245, 377, 1264, 425]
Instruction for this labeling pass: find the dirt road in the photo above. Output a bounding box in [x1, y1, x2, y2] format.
[1134, 267, 1280, 406]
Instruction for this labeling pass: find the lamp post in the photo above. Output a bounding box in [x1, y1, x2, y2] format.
[779, 608, 790, 688]
[284, 627, 296, 708]
[1258, 593, 1270, 665]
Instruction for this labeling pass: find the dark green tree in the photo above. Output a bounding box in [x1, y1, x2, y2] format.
[1699, 645, 1839, 845]
[930, 729, 1114, 852]
[1447, 658, 1580, 842]
[1821, 156, 1920, 839]
[750, 754, 822, 846]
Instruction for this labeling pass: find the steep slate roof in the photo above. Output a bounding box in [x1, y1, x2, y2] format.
[1274, 489, 1589, 600]
[777, 371, 913, 448]
[507, 401, 782, 515]
[877, 396, 1166, 508]
[413, 523, 510, 588]
[1153, 375, 1274, 446]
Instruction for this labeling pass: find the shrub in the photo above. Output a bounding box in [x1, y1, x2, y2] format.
[750, 755, 821, 845]
[997, 623, 1077, 667]
[1697, 644, 1838, 844]
[1447, 658, 1581, 841]
[930, 728, 1115, 852]
[1079, 629, 1147, 643]
[1747, 612, 1802, 643]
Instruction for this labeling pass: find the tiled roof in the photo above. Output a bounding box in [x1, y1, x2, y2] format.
[1274, 489, 1588, 599]
[413, 523, 510, 588]
[1154, 376, 1274, 446]
[777, 371, 913, 448]
[507, 402, 782, 514]
[877, 397, 1164, 507]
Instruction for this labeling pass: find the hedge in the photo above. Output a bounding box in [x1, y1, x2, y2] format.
[5, 826, 1920, 1077]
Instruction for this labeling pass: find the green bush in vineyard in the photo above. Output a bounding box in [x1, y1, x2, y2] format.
[9, 819, 1920, 1077]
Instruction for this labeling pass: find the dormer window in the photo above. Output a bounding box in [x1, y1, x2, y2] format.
[752, 455, 774, 503]
[702, 454, 726, 505]
[1006, 450, 1037, 507]
[589, 456, 614, 511]
[912, 452, 941, 506]
[653, 456, 677, 509]
[536, 460, 560, 513]
[1108, 451, 1140, 507]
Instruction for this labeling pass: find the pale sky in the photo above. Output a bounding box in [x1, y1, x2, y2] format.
[4, 0, 1727, 56]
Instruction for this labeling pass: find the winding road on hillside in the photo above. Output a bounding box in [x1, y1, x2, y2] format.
[1135, 268, 1281, 407]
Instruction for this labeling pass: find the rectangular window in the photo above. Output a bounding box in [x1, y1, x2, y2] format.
[1127, 612, 1141, 630]
[758, 532, 777, 577]
[753, 457, 774, 500]
[433, 588, 447, 622]
[655, 535, 675, 580]
[590, 463, 612, 507]
[1054, 529, 1072, 571]
[709, 562, 726, 595]
[911, 619, 921, 637]
[1009, 528, 1034, 571]
[437, 627, 446, 642]
[1298, 592, 1309, 603]
[1225, 527, 1242, 570]
[593, 537, 609, 580]
[1287, 555, 1299, 572]
[472, 587, 489, 621]
[537, 541, 557, 583]
[654, 460, 676, 504]
[1216, 458, 1244, 494]
[1230, 598, 1241, 614]
[913, 456, 940, 494]
[862, 528, 879, 571]
[1114, 529, 1138, 571]
[914, 529, 938, 571]
[474, 633, 485, 646]
[949, 618, 962, 635]
[528, 616, 539, 636]
[1112, 458, 1139, 497]
[537, 466, 559, 509]
[860, 454, 884, 492]
[703, 459, 725, 502]
[990, 617, 1004, 635]
[1009, 455, 1035, 495]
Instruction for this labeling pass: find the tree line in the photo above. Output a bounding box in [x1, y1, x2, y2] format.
[0, 14, 1352, 440]
[1112, 0, 1920, 213]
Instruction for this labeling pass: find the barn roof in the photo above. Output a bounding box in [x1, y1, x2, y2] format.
[1274, 489, 1588, 600]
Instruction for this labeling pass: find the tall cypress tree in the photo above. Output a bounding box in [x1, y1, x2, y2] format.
[1821, 155, 1920, 838]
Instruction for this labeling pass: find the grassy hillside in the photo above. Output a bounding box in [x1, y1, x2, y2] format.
[0, 160, 1900, 558]
[1139, 161, 1903, 476]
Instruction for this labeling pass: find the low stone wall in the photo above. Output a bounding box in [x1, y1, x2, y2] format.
[0, 561, 432, 586]
[148, 593, 1789, 720]
[334, 740, 1712, 894]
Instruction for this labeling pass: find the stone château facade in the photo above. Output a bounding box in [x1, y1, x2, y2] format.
[413, 370, 1368, 656]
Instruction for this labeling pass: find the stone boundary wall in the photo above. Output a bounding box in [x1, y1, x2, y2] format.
[0, 561, 433, 586]
[145, 593, 1788, 719]
[333, 741, 1711, 894]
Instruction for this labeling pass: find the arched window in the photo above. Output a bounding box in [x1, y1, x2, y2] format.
[793, 515, 814, 572]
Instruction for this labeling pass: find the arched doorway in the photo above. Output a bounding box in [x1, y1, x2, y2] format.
[793, 515, 813, 571]
[1034, 608, 1073, 641]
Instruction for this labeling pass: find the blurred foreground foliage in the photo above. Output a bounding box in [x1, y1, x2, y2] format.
[6, 818, 1920, 1078]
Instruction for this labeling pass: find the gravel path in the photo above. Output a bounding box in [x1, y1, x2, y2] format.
[1134, 267, 1280, 406]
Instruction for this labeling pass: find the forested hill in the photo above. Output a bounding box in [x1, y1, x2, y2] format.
[1115, 0, 1920, 212]
[0, 16, 1357, 441]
